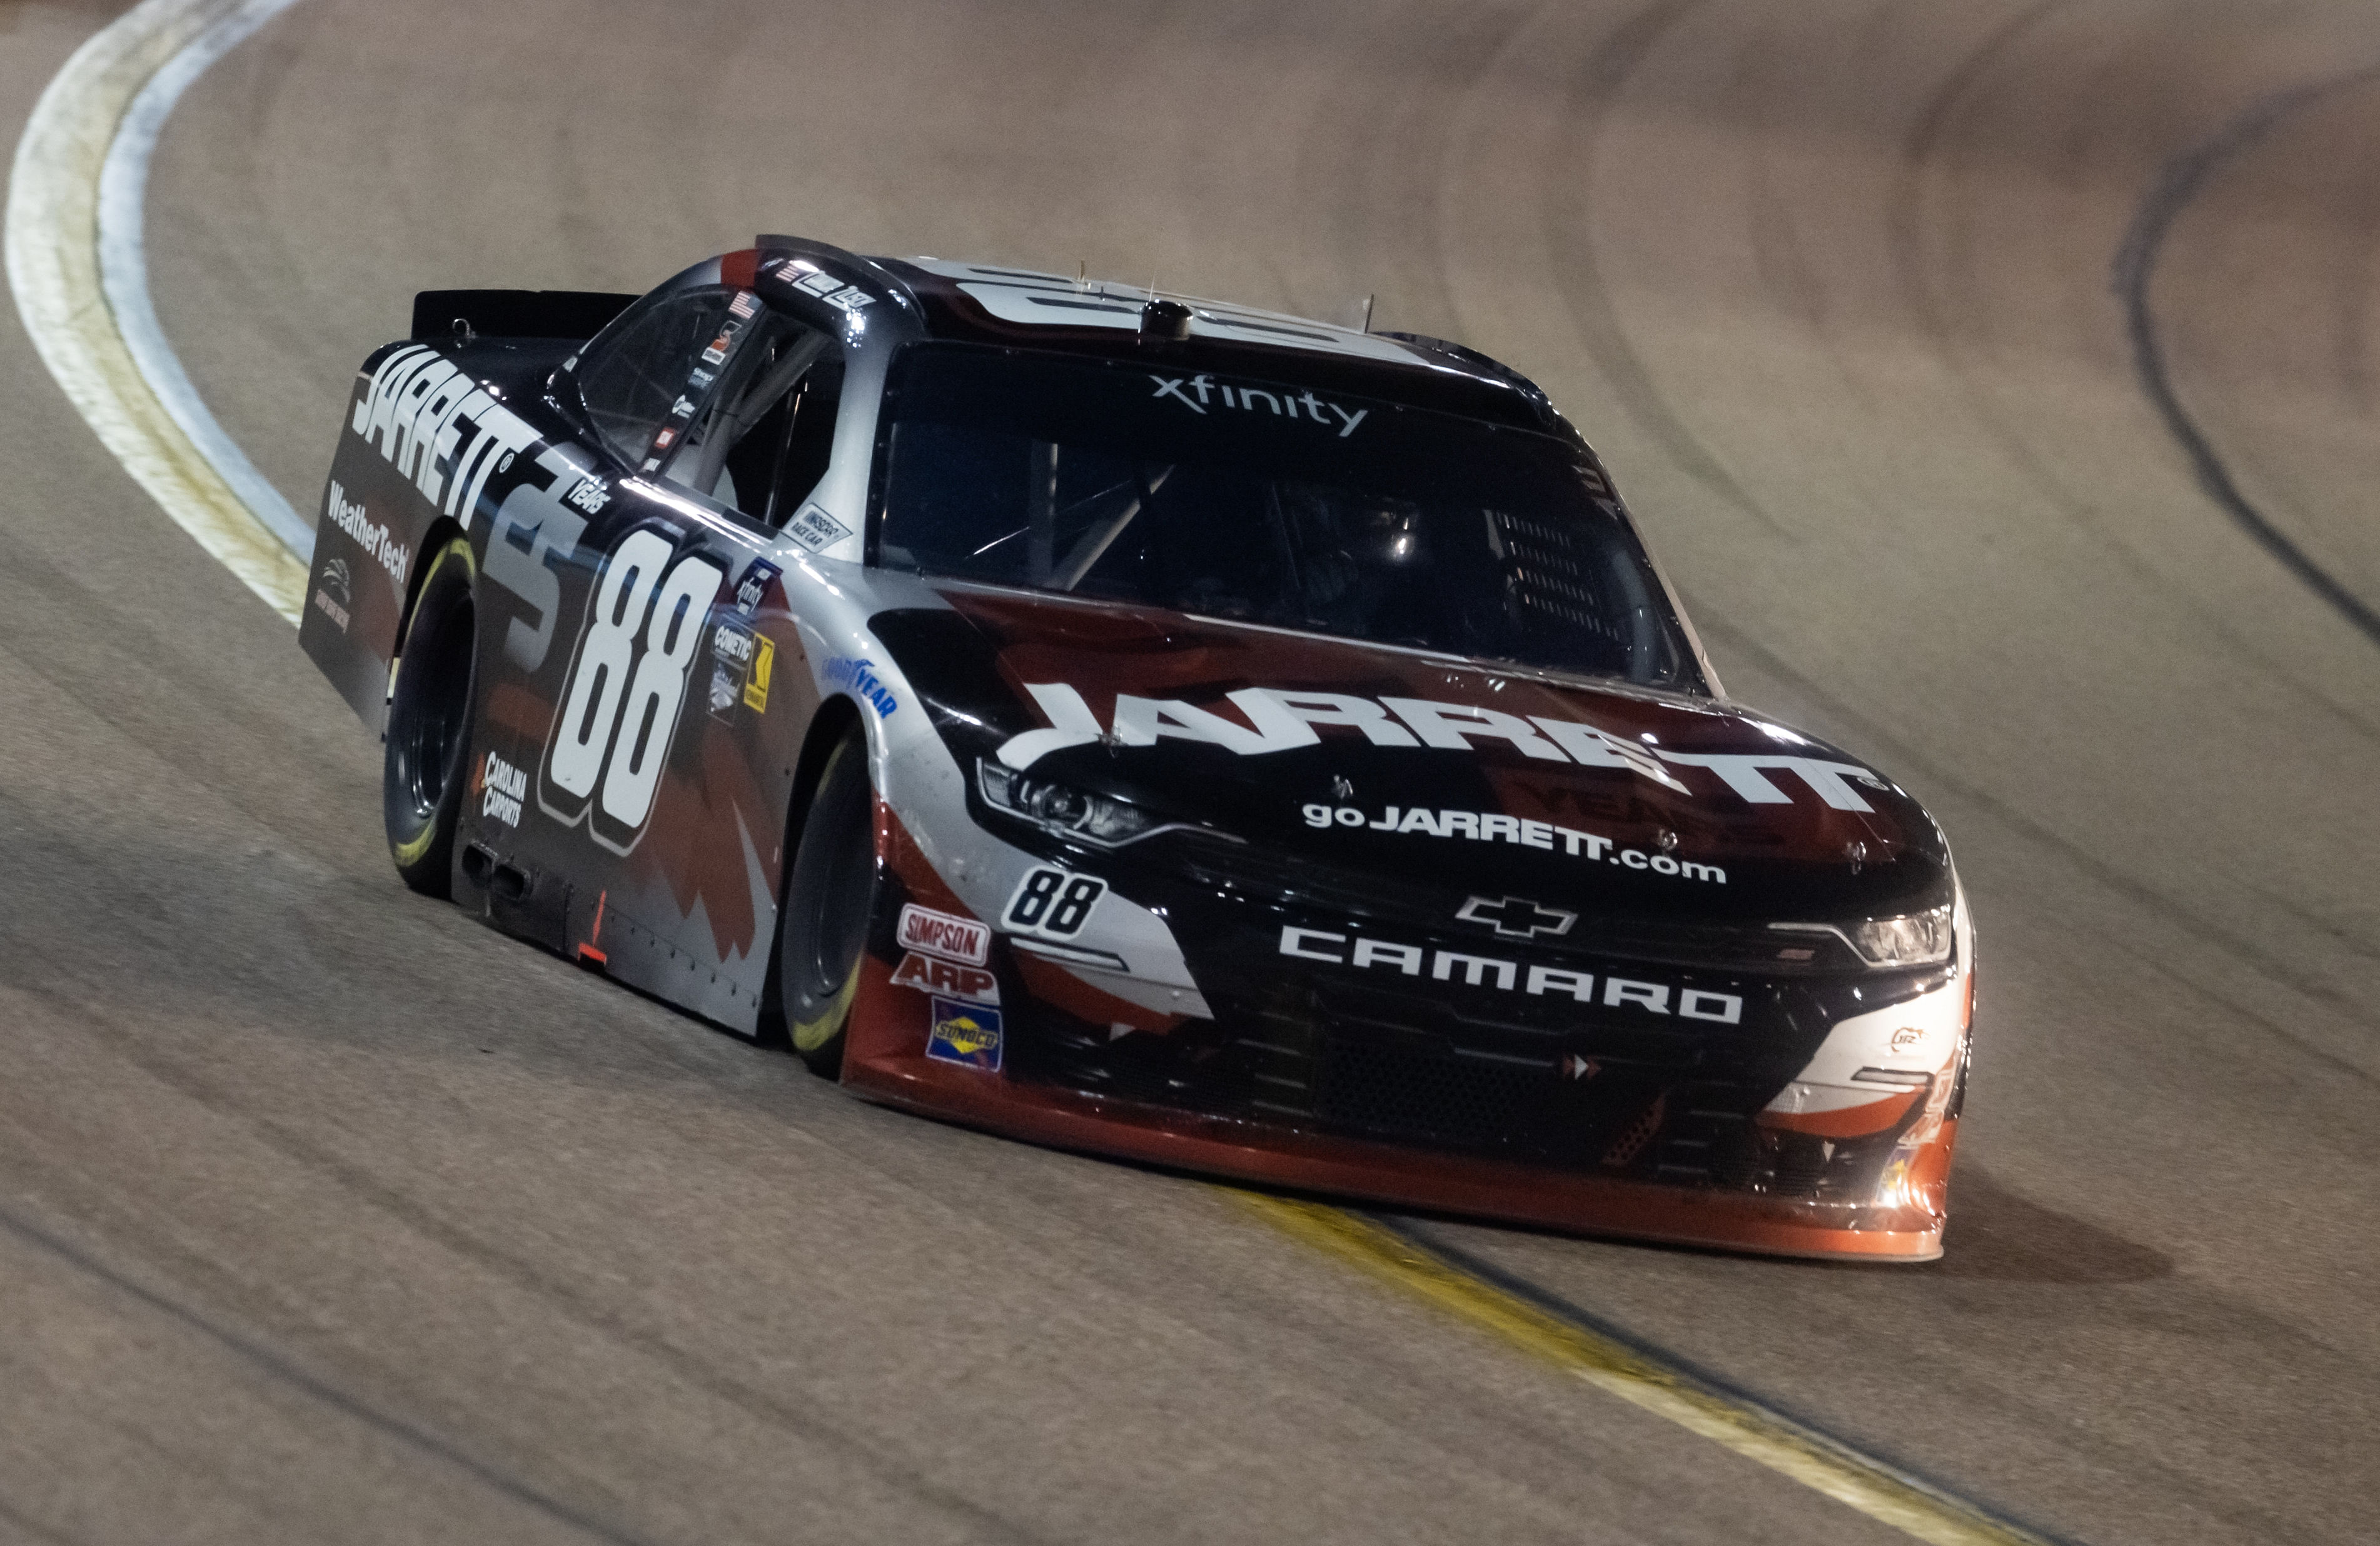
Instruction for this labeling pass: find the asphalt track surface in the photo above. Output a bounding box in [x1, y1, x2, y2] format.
[3, 1, 2377, 1542]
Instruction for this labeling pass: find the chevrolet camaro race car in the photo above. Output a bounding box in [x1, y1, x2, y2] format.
[299, 236, 1974, 1260]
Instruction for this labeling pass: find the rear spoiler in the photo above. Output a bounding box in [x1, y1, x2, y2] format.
[409, 289, 637, 344]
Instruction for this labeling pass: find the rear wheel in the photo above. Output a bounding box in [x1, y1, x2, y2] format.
[383, 536, 478, 896]
[778, 728, 879, 1077]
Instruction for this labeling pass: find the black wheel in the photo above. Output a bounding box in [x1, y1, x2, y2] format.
[777, 728, 879, 1077]
[383, 536, 478, 896]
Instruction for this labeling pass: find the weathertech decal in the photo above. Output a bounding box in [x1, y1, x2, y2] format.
[1278, 925, 1743, 1023]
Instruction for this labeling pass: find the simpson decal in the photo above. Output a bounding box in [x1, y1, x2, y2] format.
[898, 903, 991, 965]
[926, 998, 1004, 1070]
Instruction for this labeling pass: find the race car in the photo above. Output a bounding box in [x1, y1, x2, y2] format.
[299, 236, 1974, 1260]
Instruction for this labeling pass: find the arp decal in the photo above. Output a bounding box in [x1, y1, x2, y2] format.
[1301, 804, 1727, 883]
[536, 528, 724, 854]
[925, 997, 1004, 1071]
[892, 952, 1000, 1005]
[1278, 925, 1744, 1023]
[1001, 866, 1107, 940]
[997, 683, 1880, 810]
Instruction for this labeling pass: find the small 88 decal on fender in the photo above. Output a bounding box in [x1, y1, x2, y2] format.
[536, 527, 722, 854]
[1001, 866, 1107, 940]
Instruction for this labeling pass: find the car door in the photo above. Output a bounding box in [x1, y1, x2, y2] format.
[463, 274, 836, 1030]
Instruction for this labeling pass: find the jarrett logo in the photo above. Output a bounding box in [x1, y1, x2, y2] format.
[351, 346, 544, 529]
[1279, 925, 1743, 1023]
[325, 481, 409, 585]
[1149, 373, 1369, 437]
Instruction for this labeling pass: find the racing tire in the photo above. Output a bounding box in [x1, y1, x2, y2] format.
[778, 728, 879, 1078]
[383, 536, 478, 897]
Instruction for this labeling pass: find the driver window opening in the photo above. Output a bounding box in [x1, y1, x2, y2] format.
[663, 321, 842, 526]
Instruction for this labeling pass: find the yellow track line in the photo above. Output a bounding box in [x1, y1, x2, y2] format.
[7, 0, 309, 623]
[1233, 1193, 2060, 1546]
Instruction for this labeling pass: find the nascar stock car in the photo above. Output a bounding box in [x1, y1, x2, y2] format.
[299, 236, 1974, 1260]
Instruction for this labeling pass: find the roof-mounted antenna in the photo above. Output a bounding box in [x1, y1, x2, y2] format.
[1361, 293, 1376, 334]
[1140, 265, 1191, 342]
[1077, 259, 1087, 292]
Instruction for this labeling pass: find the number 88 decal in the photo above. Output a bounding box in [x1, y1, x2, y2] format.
[537, 527, 723, 854]
[1001, 865, 1109, 940]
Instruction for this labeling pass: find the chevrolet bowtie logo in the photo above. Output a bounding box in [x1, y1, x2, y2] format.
[1456, 895, 1577, 940]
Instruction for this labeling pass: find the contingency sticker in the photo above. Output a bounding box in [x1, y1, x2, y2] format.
[926, 997, 1004, 1071]
[784, 501, 853, 554]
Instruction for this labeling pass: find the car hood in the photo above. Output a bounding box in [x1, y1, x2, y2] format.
[870, 586, 1952, 926]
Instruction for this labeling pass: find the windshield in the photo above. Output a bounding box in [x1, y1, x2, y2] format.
[873, 344, 1702, 690]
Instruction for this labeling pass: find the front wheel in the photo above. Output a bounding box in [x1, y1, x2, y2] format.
[777, 728, 879, 1077]
[383, 536, 478, 896]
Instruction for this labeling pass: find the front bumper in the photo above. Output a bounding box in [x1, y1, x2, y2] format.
[848, 815, 1963, 1261]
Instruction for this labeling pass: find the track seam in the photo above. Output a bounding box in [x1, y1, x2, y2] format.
[6, 0, 311, 625]
[1231, 1193, 2072, 1546]
[2112, 68, 2380, 651]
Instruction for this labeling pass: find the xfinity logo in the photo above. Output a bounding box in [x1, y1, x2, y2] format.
[1458, 895, 1576, 940]
[1149, 374, 1369, 437]
[997, 681, 1883, 811]
[1279, 925, 1743, 1023]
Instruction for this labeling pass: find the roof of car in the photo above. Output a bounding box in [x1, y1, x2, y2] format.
[862, 254, 1583, 444]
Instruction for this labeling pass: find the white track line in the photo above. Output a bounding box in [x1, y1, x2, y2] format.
[9, 0, 311, 624]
